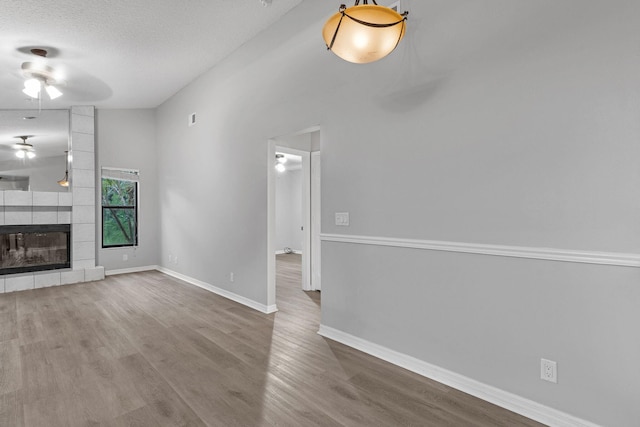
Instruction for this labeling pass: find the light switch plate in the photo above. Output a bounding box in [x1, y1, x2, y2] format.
[335, 212, 349, 226]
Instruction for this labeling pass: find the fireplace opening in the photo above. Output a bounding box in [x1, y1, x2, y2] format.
[0, 224, 71, 275]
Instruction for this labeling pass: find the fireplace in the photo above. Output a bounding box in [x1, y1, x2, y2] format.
[0, 224, 71, 275]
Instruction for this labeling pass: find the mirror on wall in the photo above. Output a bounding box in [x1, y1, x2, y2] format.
[0, 109, 70, 192]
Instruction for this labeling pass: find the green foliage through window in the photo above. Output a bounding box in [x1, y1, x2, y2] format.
[102, 178, 138, 247]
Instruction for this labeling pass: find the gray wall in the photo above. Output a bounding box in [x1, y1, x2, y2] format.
[310, 130, 320, 152]
[276, 168, 303, 252]
[275, 133, 311, 151]
[155, 1, 640, 425]
[96, 109, 159, 271]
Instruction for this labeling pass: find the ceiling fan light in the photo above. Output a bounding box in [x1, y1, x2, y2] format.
[15, 150, 26, 159]
[24, 78, 41, 90]
[45, 84, 63, 100]
[22, 87, 37, 98]
[26, 151, 35, 159]
[275, 163, 286, 173]
[323, 3, 408, 64]
[23, 78, 41, 98]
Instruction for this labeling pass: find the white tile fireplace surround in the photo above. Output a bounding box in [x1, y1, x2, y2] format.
[0, 106, 104, 293]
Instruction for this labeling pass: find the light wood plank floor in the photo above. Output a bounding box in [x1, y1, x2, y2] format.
[0, 255, 545, 426]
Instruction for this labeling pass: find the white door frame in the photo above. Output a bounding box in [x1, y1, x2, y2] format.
[267, 127, 321, 307]
[311, 151, 321, 291]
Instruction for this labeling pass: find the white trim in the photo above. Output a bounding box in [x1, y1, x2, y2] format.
[157, 266, 278, 314]
[107, 265, 278, 314]
[101, 166, 140, 174]
[311, 151, 321, 291]
[318, 325, 601, 427]
[105, 265, 158, 276]
[267, 139, 277, 309]
[320, 233, 640, 268]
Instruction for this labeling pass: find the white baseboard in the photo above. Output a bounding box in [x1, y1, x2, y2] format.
[105, 265, 159, 276]
[318, 325, 600, 427]
[157, 266, 278, 314]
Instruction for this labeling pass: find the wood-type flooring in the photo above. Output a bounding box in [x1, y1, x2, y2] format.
[0, 254, 545, 426]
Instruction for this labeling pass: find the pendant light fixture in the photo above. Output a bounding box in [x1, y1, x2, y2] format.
[323, 0, 408, 64]
[58, 151, 70, 187]
[14, 136, 36, 159]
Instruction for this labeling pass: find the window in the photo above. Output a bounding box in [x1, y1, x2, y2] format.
[101, 168, 139, 248]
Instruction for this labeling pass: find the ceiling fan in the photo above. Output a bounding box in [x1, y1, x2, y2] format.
[21, 49, 64, 100]
[13, 136, 36, 159]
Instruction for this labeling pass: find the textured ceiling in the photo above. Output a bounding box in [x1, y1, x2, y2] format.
[0, 0, 302, 109]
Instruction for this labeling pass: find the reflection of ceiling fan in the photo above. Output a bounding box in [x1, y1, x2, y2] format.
[13, 136, 36, 159]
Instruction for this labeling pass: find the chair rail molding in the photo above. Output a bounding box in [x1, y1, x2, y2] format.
[320, 233, 640, 268]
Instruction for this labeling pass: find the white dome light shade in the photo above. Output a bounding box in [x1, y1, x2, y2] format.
[323, 3, 408, 64]
[21, 59, 64, 100]
[14, 136, 36, 159]
[15, 148, 35, 159]
[22, 78, 63, 100]
[45, 85, 63, 100]
[23, 78, 42, 98]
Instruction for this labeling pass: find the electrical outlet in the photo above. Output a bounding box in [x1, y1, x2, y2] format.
[174, 256, 179, 264]
[230, 272, 234, 283]
[168, 253, 172, 263]
[123, 254, 128, 261]
[541, 358, 557, 383]
[335, 212, 350, 226]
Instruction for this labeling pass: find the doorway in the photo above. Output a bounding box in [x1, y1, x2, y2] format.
[267, 127, 321, 311]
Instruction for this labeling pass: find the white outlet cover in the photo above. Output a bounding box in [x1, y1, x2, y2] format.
[541, 358, 557, 383]
[335, 212, 349, 226]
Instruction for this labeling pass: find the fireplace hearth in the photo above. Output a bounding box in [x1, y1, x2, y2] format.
[0, 224, 71, 275]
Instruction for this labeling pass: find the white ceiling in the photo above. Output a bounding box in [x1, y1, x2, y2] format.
[0, 0, 302, 110]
